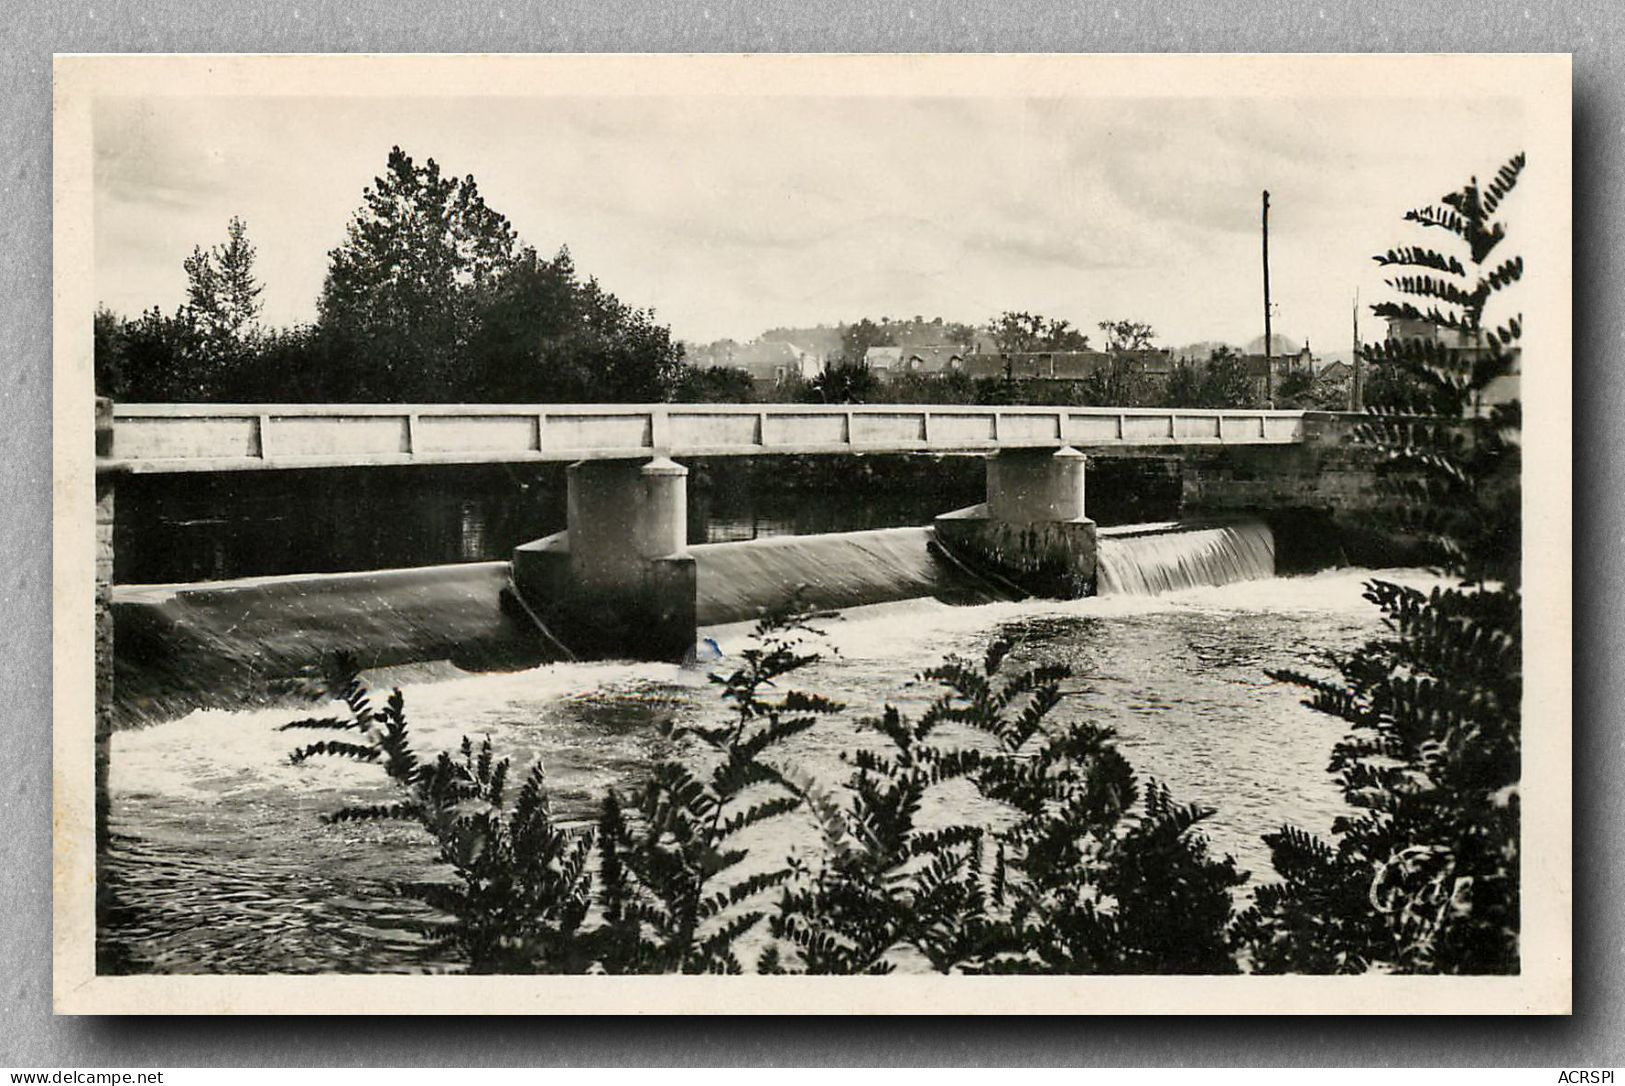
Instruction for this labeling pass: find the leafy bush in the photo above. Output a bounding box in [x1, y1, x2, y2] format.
[590, 609, 845, 973]
[767, 641, 1245, 974]
[1233, 153, 1524, 974]
[285, 672, 594, 973]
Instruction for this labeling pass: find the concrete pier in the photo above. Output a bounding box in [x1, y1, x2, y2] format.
[987, 444, 1088, 522]
[934, 446, 1099, 598]
[564, 457, 689, 588]
[513, 456, 697, 661]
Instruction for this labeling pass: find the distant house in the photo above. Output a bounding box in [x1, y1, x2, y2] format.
[864, 344, 966, 380]
[863, 346, 903, 380]
[1316, 359, 1352, 384]
[1241, 343, 1317, 404]
[703, 339, 826, 386]
[901, 345, 966, 375]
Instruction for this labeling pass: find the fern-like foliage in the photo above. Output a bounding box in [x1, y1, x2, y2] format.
[767, 641, 1247, 974]
[284, 663, 594, 973]
[592, 606, 847, 974]
[1235, 154, 1525, 975]
[1360, 152, 1524, 588]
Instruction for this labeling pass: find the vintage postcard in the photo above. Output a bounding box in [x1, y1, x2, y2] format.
[53, 53, 1572, 1014]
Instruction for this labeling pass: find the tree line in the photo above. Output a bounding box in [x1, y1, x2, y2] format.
[96, 145, 1352, 413]
[95, 148, 684, 404]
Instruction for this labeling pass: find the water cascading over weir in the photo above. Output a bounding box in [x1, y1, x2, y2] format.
[510, 443, 1107, 659]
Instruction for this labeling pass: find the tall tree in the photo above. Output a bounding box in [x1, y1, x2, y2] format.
[1067, 317, 1161, 406]
[1161, 357, 1204, 408]
[989, 311, 1090, 353]
[1198, 346, 1255, 408]
[319, 147, 520, 399]
[1165, 348, 1255, 409]
[1096, 319, 1157, 354]
[96, 216, 267, 401]
[466, 245, 684, 403]
[183, 216, 264, 343]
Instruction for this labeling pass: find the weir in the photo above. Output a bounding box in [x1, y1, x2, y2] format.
[512, 443, 1103, 661]
[1096, 521, 1276, 596]
[106, 518, 1286, 723]
[691, 526, 1006, 626]
[96, 400, 1382, 718]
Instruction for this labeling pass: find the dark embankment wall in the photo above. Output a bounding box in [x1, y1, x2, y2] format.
[1171, 411, 1440, 572]
[112, 453, 1188, 586]
[111, 563, 546, 726]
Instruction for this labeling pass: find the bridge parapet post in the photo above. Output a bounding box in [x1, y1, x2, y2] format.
[513, 455, 697, 662]
[934, 445, 1099, 598]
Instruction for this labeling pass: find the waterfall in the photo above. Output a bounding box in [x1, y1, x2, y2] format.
[1096, 520, 1276, 596]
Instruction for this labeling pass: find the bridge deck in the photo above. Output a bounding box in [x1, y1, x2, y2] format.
[100, 402, 1308, 473]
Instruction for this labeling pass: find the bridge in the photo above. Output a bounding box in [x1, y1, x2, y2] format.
[94, 399, 1322, 663]
[99, 402, 1308, 474]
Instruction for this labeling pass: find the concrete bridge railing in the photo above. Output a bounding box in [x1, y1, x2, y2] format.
[100, 402, 1308, 474]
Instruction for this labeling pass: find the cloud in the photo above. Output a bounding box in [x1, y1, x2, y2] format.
[91, 90, 1528, 349]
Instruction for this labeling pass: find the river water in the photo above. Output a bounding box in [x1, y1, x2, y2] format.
[101, 563, 1444, 975]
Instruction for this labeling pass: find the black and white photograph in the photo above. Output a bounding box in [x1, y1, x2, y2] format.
[52, 52, 1572, 1014]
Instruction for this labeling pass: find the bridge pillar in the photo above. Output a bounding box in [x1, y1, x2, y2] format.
[933, 446, 1099, 598]
[987, 445, 1087, 523]
[512, 456, 697, 662]
[566, 457, 689, 588]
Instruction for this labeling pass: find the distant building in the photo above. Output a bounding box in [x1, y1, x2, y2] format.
[1316, 359, 1353, 384]
[863, 346, 903, 380]
[1120, 348, 1176, 381]
[962, 348, 1173, 386]
[698, 339, 826, 386]
[864, 344, 966, 381]
[1383, 317, 1520, 409]
[1241, 342, 1317, 404]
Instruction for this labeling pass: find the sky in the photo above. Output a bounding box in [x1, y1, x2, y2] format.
[94, 93, 1524, 353]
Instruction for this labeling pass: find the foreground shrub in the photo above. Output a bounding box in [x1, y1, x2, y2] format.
[767, 641, 1246, 974]
[1233, 153, 1525, 974]
[288, 616, 1245, 974]
[285, 673, 595, 972]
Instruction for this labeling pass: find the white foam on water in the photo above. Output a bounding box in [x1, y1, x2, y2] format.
[116, 561, 1445, 796]
[110, 656, 701, 807]
[697, 564, 1448, 667]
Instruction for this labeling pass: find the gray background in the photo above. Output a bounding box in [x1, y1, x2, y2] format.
[1, 0, 1614, 1065]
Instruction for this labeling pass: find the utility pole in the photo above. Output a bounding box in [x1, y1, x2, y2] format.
[1351, 288, 1364, 411]
[1262, 190, 1273, 405]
